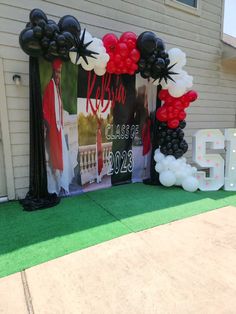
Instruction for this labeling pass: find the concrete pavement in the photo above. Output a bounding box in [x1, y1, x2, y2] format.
[0, 206, 236, 314]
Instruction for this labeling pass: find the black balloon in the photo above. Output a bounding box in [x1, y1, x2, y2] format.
[44, 52, 54, 62]
[156, 58, 165, 68]
[179, 120, 186, 129]
[26, 22, 33, 28]
[172, 131, 178, 138]
[167, 149, 173, 155]
[30, 8, 48, 25]
[166, 143, 172, 150]
[38, 20, 46, 29]
[153, 62, 162, 73]
[138, 59, 146, 70]
[62, 31, 75, 48]
[33, 26, 43, 39]
[160, 146, 167, 155]
[48, 19, 57, 25]
[58, 15, 81, 38]
[141, 70, 151, 79]
[57, 34, 66, 46]
[44, 24, 55, 38]
[156, 121, 188, 159]
[41, 37, 50, 49]
[172, 144, 179, 151]
[58, 47, 67, 55]
[19, 28, 42, 57]
[165, 58, 170, 66]
[156, 38, 165, 51]
[137, 31, 157, 57]
[48, 41, 58, 55]
[148, 54, 156, 64]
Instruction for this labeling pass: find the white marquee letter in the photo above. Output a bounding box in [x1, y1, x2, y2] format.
[224, 129, 236, 190]
[193, 129, 225, 191]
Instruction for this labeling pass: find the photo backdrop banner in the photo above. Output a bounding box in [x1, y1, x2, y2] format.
[40, 59, 157, 196]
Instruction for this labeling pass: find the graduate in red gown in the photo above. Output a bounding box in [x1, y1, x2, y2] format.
[43, 58, 73, 194]
[43, 59, 63, 171]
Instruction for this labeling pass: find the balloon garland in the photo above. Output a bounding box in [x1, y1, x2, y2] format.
[19, 8, 200, 193]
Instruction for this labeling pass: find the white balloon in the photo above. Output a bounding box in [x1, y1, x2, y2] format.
[100, 52, 110, 63]
[168, 48, 186, 67]
[159, 170, 176, 187]
[93, 38, 103, 47]
[69, 51, 77, 64]
[69, 51, 82, 65]
[155, 163, 164, 173]
[94, 66, 106, 76]
[168, 160, 178, 172]
[83, 30, 93, 44]
[165, 155, 176, 163]
[169, 82, 187, 98]
[182, 176, 199, 192]
[175, 176, 183, 186]
[81, 59, 94, 71]
[154, 151, 165, 162]
[161, 159, 170, 171]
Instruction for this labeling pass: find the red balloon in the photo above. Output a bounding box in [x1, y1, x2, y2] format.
[109, 52, 115, 60]
[168, 112, 175, 120]
[119, 60, 125, 68]
[127, 39, 136, 50]
[102, 33, 118, 52]
[131, 63, 138, 71]
[174, 100, 184, 111]
[173, 108, 179, 117]
[168, 119, 179, 129]
[158, 89, 168, 101]
[116, 68, 122, 74]
[186, 90, 198, 102]
[119, 32, 137, 43]
[106, 62, 115, 73]
[165, 95, 174, 103]
[125, 58, 132, 67]
[182, 101, 190, 108]
[178, 111, 186, 120]
[156, 108, 168, 121]
[108, 60, 115, 68]
[114, 53, 122, 64]
[116, 42, 129, 58]
[129, 48, 140, 63]
[167, 106, 174, 113]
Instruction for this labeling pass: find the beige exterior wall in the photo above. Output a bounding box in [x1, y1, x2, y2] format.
[0, 0, 235, 199]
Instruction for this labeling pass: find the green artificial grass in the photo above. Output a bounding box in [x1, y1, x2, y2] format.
[0, 194, 130, 278]
[0, 183, 236, 278]
[88, 184, 236, 232]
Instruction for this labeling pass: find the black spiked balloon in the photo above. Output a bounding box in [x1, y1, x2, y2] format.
[69, 29, 98, 65]
[153, 62, 178, 85]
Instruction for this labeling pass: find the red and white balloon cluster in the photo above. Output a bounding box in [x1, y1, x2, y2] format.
[102, 32, 140, 75]
[156, 89, 198, 129]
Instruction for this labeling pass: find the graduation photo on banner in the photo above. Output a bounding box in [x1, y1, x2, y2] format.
[40, 59, 157, 196]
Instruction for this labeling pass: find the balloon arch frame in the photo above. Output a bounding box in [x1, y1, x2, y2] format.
[19, 9, 199, 211]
